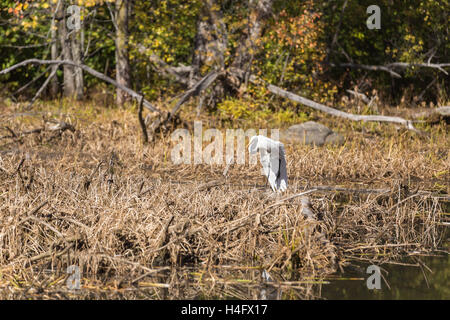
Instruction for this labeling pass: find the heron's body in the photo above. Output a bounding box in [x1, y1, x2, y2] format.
[248, 135, 288, 192]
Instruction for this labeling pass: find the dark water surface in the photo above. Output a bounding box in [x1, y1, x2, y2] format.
[321, 226, 449, 300]
[321, 253, 449, 299]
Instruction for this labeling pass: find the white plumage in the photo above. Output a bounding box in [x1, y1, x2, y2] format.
[248, 135, 288, 192]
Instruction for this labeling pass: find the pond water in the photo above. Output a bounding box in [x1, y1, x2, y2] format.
[320, 253, 449, 300]
[8, 252, 448, 300]
[320, 227, 449, 300]
[252, 227, 449, 300]
[6, 226, 448, 300]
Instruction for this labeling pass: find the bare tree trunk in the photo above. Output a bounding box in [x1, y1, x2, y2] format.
[115, 0, 131, 106]
[192, 0, 227, 74]
[231, 0, 273, 71]
[49, 2, 59, 98]
[72, 26, 84, 100]
[58, 1, 75, 97]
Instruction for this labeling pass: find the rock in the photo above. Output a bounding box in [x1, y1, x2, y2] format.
[281, 121, 344, 146]
[436, 106, 450, 117]
[324, 132, 345, 145]
[411, 106, 450, 125]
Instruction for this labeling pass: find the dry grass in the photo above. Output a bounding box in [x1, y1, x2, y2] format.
[0, 101, 448, 299]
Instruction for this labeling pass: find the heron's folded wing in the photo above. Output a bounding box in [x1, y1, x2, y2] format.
[267, 142, 281, 191]
[277, 144, 288, 192]
[253, 135, 285, 192]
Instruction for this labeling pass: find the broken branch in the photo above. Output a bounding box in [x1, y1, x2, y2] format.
[137, 94, 149, 144]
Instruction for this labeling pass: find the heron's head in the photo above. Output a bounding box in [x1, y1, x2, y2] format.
[248, 135, 260, 154]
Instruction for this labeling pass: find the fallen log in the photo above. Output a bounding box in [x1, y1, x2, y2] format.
[266, 84, 420, 132]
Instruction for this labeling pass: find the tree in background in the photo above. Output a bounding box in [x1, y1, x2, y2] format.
[0, 0, 448, 111]
[115, 0, 131, 105]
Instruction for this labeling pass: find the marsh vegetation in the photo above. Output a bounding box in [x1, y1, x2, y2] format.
[0, 101, 448, 299]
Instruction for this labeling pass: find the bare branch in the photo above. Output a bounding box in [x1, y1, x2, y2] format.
[106, 1, 118, 31]
[25, 62, 61, 110]
[137, 94, 149, 144]
[0, 43, 55, 49]
[169, 70, 220, 118]
[148, 71, 221, 137]
[13, 65, 52, 96]
[0, 59, 161, 113]
[386, 62, 450, 75]
[346, 89, 370, 104]
[334, 61, 450, 78]
[136, 44, 195, 86]
[331, 0, 348, 49]
[335, 63, 402, 78]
